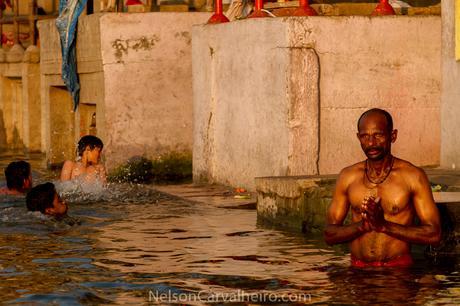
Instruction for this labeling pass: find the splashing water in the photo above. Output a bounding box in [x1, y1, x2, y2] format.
[55, 179, 166, 204]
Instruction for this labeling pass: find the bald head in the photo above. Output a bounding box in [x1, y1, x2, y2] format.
[357, 108, 393, 132]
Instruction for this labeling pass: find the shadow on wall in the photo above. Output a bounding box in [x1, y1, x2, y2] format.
[0, 110, 27, 152]
[0, 110, 7, 151]
[11, 126, 24, 151]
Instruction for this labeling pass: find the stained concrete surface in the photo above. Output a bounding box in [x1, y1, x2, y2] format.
[38, 12, 210, 169]
[441, 0, 460, 170]
[193, 16, 441, 190]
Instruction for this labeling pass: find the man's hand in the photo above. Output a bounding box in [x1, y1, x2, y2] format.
[361, 196, 386, 232]
[359, 197, 373, 233]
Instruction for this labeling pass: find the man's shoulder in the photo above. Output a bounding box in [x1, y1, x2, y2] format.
[340, 161, 365, 174]
[394, 158, 427, 180]
[338, 161, 365, 182]
[395, 158, 424, 173]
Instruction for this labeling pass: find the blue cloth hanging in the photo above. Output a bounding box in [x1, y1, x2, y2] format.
[55, 0, 88, 111]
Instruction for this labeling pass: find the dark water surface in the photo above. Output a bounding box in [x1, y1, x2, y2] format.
[0, 153, 459, 305]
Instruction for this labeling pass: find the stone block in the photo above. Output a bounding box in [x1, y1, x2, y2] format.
[6, 44, 25, 63]
[23, 45, 40, 63]
[256, 175, 336, 232]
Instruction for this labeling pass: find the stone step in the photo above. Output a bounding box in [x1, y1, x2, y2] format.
[256, 173, 460, 257]
[256, 172, 460, 232]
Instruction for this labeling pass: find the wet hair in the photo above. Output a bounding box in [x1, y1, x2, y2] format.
[26, 182, 56, 214]
[77, 135, 103, 157]
[357, 108, 393, 132]
[5, 161, 31, 191]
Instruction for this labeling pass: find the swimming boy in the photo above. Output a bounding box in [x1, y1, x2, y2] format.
[60, 135, 107, 183]
[26, 182, 68, 217]
[0, 161, 32, 195]
[324, 108, 441, 267]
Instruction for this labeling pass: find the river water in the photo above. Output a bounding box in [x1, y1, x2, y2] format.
[0, 153, 459, 305]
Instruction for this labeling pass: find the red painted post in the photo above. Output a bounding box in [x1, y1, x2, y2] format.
[208, 0, 230, 24]
[248, 0, 269, 18]
[293, 0, 317, 16]
[371, 0, 395, 16]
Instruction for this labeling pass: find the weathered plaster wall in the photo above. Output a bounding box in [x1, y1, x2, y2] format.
[193, 16, 441, 190]
[0, 73, 23, 150]
[193, 20, 320, 188]
[39, 13, 209, 167]
[0, 44, 41, 153]
[292, 17, 441, 174]
[98, 13, 210, 169]
[440, 0, 460, 169]
[39, 19, 74, 163]
[39, 15, 103, 165]
[22, 51, 41, 152]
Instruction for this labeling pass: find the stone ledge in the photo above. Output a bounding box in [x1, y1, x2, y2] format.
[256, 174, 460, 231]
[255, 175, 336, 232]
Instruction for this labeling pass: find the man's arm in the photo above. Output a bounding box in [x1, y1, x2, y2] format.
[324, 169, 369, 245]
[370, 168, 441, 245]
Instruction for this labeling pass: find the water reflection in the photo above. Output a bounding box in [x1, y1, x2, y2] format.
[0, 155, 458, 304]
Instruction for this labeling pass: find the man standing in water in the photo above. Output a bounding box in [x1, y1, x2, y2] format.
[324, 108, 441, 267]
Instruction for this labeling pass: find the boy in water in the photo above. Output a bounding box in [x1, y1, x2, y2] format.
[0, 161, 32, 195]
[26, 182, 68, 217]
[60, 135, 107, 183]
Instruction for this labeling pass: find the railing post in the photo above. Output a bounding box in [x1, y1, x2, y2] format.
[372, 0, 395, 16]
[248, 0, 269, 18]
[207, 0, 229, 24]
[293, 0, 317, 16]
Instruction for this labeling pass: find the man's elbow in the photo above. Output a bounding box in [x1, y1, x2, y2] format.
[427, 227, 441, 246]
[323, 228, 337, 246]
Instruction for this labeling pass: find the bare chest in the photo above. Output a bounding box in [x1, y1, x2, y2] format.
[348, 178, 412, 216]
[71, 164, 97, 178]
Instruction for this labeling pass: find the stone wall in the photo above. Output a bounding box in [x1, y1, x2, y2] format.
[39, 12, 209, 167]
[193, 16, 441, 190]
[38, 15, 101, 165]
[0, 46, 41, 153]
[256, 175, 337, 232]
[98, 13, 209, 169]
[440, 0, 460, 170]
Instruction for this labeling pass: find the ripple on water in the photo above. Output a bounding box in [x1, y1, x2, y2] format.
[0, 157, 459, 304]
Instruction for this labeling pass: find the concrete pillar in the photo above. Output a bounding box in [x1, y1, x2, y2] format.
[22, 45, 41, 152]
[441, 0, 460, 169]
[0, 70, 24, 151]
[48, 85, 76, 166]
